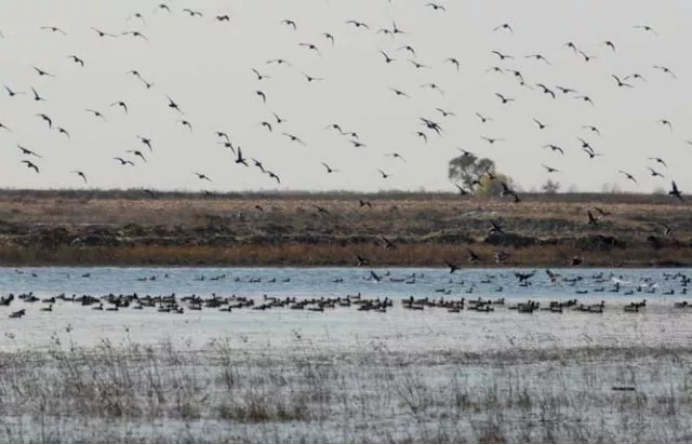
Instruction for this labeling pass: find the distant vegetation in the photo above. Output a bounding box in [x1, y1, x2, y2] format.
[0, 187, 684, 205]
[0, 189, 687, 267]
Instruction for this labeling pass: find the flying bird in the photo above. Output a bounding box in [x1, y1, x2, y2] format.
[495, 93, 514, 104]
[280, 19, 297, 30]
[36, 113, 52, 128]
[445, 57, 460, 71]
[21, 160, 39, 173]
[40, 26, 67, 35]
[126, 150, 147, 162]
[110, 101, 128, 113]
[619, 171, 638, 184]
[86, 109, 107, 121]
[634, 25, 659, 36]
[669, 181, 683, 201]
[18, 145, 41, 158]
[649, 157, 667, 168]
[114, 157, 134, 166]
[543, 145, 564, 154]
[648, 167, 664, 178]
[493, 23, 513, 33]
[68, 55, 85, 67]
[321, 163, 339, 174]
[72, 171, 88, 183]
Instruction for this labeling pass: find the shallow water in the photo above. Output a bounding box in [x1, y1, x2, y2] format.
[1, 267, 691, 353]
[0, 266, 688, 299]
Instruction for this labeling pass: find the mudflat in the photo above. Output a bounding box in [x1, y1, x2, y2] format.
[0, 189, 689, 267]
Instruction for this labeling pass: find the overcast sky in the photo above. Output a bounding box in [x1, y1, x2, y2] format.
[0, 0, 690, 193]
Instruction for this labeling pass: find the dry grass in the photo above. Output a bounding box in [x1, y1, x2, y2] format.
[0, 244, 687, 267]
[0, 188, 691, 267]
[0, 337, 691, 443]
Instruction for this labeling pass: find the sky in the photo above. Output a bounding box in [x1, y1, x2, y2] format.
[0, 0, 690, 193]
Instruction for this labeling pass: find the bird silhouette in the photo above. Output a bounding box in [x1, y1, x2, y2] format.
[72, 171, 88, 183]
[669, 181, 683, 201]
[21, 160, 40, 173]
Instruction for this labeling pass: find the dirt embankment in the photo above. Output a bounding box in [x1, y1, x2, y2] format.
[0, 190, 689, 267]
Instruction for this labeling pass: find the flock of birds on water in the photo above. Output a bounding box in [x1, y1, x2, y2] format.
[0, 1, 690, 196]
[3, 269, 692, 320]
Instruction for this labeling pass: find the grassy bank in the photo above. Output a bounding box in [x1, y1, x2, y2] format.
[0, 338, 690, 443]
[0, 189, 690, 267]
[0, 244, 689, 267]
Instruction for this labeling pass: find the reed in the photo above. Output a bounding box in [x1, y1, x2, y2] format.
[0, 338, 690, 442]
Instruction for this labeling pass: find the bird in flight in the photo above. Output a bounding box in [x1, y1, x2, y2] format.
[543, 144, 564, 155]
[669, 181, 683, 201]
[583, 125, 601, 136]
[18, 145, 41, 158]
[110, 101, 128, 113]
[321, 163, 339, 174]
[612, 75, 633, 88]
[601, 40, 616, 52]
[322, 33, 335, 46]
[386, 153, 406, 162]
[280, 19, 297, 30]
[649, 157, 667, 168]
[193, 172, 212, 182]
[653, 65, 676, 79]
[476, 113, 493, 124]
[445, 57, 460, 71]
[114, 157, 135, 166]
[92, 27, 117, 37]
[68, 55, 85, 67]
[36, 113, 52, 128]
[33, 66, 55, 77]
[634, 25, 658, 36]
[41, 26, 67, 35]
[137, 136, 153, 152]
[658, 119, 673, 131]
[251, 68, 271, 81]
[235, 147, 248, 166]
[72, 171, 88, 183]
[86, 109, 107, 121]
[619, 171, 638, 184]
[491, 50, 513, 61]
[436, 108, 456, 118]
[127, 150, 147, 163]
[493, 23, 513, 33]
[533, 118, 548, 130]
[495, 93, 514, 104]
[182, 8, 203, 17]
[166, 95, 183, 113]
[4, 85, 24, 97]
[648, 167, 664, 178]
[122, 30, 148, 41]
[426, 3, 447, 11]
[21, 160, 40, 173]
[420, 83, 444, 95]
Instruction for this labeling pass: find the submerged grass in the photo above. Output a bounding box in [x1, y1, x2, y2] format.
[0, 338, 691, 443]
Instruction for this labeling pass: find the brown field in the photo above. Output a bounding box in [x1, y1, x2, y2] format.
[0, 188, 691, 267]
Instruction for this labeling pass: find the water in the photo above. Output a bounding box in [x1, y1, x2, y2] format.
[1, 267, 690, 353]
[0, 266, 687, 299]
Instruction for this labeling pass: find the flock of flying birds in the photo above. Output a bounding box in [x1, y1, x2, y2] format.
[0, 1, 689, 198]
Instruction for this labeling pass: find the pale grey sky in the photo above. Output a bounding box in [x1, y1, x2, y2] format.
[0, 0, 690, 193]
